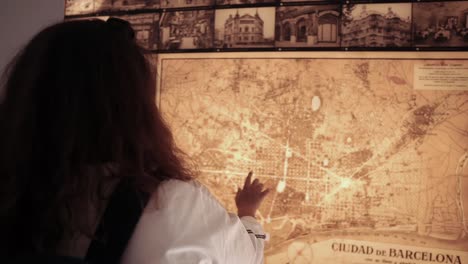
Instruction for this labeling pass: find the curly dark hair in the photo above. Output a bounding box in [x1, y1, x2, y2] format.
[0, 18, 192, 257]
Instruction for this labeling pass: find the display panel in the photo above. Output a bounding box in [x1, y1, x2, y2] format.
[63, 1, 468, 261]
[157, 52, 468, 264]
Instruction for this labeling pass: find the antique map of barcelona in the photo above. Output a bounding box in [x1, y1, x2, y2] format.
[157, 53, 468, 264]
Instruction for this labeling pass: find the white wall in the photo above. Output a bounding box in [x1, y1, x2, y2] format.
[0, 0, 64, 76]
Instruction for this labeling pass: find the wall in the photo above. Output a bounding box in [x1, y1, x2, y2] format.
[0, 0, 64, 76]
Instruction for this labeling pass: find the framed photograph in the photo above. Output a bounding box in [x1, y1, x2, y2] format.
[161, 0, 214, 9]
[94, 0, 159, 12]
[341, 3, 412, 48]
[118, 13, 160, 50]
[94, 0, 111, 12]
[413, 1, 468, 47]
[159, 10, 214, 50]
[214, 7, 275, 48]
[65, 0, 95, 15]
[275, 4, 341, 48]
[216, 0, 275, 5]
[281, 0, 337, 2]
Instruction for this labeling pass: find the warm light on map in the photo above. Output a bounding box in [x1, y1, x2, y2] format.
[276, 180, 287, 193]
[311, 96, 321, 112]
[339, 178, 352, 189]
[322, 158, 329, 167]
[158, 54, 468, 263]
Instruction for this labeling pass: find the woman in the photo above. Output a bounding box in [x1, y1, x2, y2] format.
[0, 18, 269, 263]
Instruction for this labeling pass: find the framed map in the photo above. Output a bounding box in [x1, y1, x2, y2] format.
[156, 52, 468, 264]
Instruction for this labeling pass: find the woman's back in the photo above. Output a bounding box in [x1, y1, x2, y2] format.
[1, 18, 269, 264]
[0, 18, 192, 260]
[121, 179, 267, 264]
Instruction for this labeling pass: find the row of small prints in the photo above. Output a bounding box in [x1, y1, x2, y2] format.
[66, 0, 468, 15]
[66, 1, 468, 50]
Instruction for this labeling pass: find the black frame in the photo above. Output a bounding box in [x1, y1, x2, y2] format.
[64, 0, 468, 52]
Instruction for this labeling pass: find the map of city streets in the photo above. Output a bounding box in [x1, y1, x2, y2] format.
[158, 54, 468, 263]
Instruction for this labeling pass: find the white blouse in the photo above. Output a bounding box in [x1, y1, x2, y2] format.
[121, 179, 266, 264]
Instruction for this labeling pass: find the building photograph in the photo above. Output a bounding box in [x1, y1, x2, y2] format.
[216, 0, 275, 5]
[65, 0, 95, 15]
[275, 5, 341, 48]
[413, 1, 468, 47]
[214, 7, 275, 48]
[161, 0, 214, 8]
[159, 10, 214, 50]
[282, 0, 333, 2]
[94, 0, 159, 12]
[341, 3, 412, 47]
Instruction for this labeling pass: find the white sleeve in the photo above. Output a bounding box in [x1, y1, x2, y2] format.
[121, 180, 265, 264]
[239, 215, 267, 264]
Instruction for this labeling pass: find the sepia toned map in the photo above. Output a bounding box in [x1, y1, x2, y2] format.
[157, 53, 468, 263]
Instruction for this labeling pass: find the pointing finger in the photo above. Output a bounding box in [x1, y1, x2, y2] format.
[243, 171, 253, 189]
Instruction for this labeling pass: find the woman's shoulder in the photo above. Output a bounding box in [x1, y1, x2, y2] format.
[160, 178, 203, 191]
[159, 179, 212, 197]
[155, 179, 220, 208]
[123, 178, 264, 264]
[122, 179, 240, 264]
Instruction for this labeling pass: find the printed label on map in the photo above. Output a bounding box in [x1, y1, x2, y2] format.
[267, 239, 468, 264]
[414, 61, 468, 90]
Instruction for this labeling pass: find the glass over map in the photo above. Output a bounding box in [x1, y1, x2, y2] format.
[157, 53, 468, 264]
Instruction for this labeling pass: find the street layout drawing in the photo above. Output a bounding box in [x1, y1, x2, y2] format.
[157, 53, 468, 263]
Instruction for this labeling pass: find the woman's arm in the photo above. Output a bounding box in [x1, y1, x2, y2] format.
[121, 177, 268, 264]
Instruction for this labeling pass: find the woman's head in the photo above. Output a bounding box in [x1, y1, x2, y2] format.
[0, 18, 191, 256]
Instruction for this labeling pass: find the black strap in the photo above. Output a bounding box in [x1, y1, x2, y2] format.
[85, 179, 148, 264]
